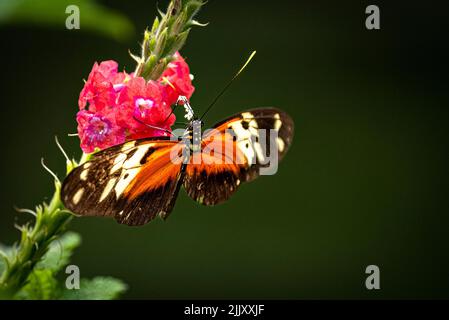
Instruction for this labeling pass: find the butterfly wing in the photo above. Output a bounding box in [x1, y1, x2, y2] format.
[61, 138, 186, 226]
[183, 108, 294, 205]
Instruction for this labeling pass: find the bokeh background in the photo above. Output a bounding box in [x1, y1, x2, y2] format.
[0, 0, 448, 299]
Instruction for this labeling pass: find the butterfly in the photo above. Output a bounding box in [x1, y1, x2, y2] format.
[61, 98, 294, 226]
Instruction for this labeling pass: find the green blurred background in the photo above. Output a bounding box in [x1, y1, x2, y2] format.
[1, 0, 448, 299]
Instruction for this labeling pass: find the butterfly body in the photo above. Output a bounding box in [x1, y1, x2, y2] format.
[62, 103, 294, 226]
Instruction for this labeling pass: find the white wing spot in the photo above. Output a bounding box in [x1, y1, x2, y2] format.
[241, 112, 254, 119]
[83, 162, 92, 169]
[237, 140, 255, 165]
[230, 122, 252, 140]
[99, 177, 117, 202]
[121, 141, 136, 152]
[277, 137, 285, 152]
[229, 113, 261, 165]
[110, 153, 127, 174]
[80, 169, 88, 181]
[274, 113, 282, 131]
[114, 168, 140, 199]
[123, 145, 151, 169]
[72, 188, 84, 205]
[248, 126, 259, 136]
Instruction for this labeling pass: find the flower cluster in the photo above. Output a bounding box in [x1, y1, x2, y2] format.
[77, 52, 194, 153]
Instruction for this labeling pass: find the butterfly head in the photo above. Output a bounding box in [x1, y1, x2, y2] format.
[177, 96, 195, 122]
[177, 95, 204, 130]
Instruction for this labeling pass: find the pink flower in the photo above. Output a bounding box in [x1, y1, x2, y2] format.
[76, 110, 125, 153]
[159, 52, 195, 106]
[115, 77, 175, 140]
[76, 53, 194, 153]
[78, 60, 125, 112]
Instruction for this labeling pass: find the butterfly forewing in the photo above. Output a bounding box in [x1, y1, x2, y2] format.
[61, 138, 186, 226]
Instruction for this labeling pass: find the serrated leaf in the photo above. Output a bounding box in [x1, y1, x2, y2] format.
[60, 277, 127, 300]
[37, 232, 81, 272]
[15, 269, 58, 300]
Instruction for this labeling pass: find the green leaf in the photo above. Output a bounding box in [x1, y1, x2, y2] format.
[0, 0, 135, 42]
[37, 231, 81, 273]
[60, 277, 127, 300]
[15, 269, 58, 300]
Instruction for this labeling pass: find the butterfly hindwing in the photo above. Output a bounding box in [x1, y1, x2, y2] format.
[183, 108, 294, 205]
[61, 138, 186, 226]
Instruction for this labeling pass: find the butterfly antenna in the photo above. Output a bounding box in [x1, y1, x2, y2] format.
[200, 50, 256, 121]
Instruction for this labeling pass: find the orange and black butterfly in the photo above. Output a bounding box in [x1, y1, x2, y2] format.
[61, 98, 294, 226]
